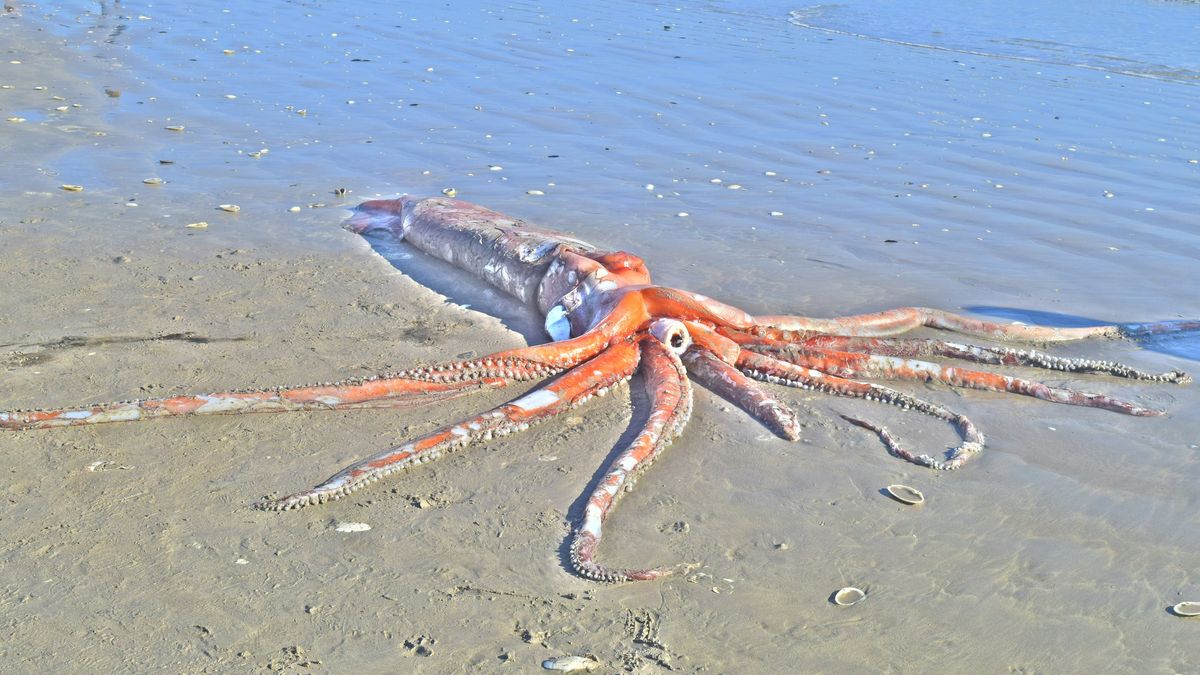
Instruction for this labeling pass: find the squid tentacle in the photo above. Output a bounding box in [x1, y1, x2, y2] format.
[0, 318, 646, 433]
[756, 345, 1163, 417]
[682, 346, 801, 441]
[0, 355, 568, 432]
[737, 333, 1189, 383]
[570, 336, 694, 582]
[258, 339, 642, 511]
[752, 307, 1199, 343]
[737, 350, 984, 470]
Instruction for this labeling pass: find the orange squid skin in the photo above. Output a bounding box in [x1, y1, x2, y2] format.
[3, 196, 1195, 583]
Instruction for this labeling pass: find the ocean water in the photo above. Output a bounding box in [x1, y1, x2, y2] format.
[3, 0, 1199, 670]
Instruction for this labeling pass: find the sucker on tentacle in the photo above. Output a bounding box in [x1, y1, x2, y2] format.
[737, 349, 985, 470]
[3, 195, 1195, 582]
[257, 339, 641, 511]
[752, 343, 1165, 416]
[732, 332, 1189, 383]
[570, 328, 695, 582]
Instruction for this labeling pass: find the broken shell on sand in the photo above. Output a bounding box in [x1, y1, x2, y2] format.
[1173, 601, 1200, 617]
[217, 204, 241, 213]
[886, 484, 925, 505]
[541, 655, 600, 672]
[833, 587, 866, 606]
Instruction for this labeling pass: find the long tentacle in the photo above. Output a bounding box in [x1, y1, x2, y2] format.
[259, 339, 642, 511]
[570, 337, 693, 582]
[0, 356, 557, 431]
[753, 307, 1199, 342]
[682, 346, 801, 441]
[0, 312, 640, 432]
[737, 350, 984, 470]
[793, 336, 1188, 383]
[721, 328, 1188, 383]
[756, 345, 1164, 416]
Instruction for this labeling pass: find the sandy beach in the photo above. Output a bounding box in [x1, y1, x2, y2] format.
[2, 1, 1198, 672]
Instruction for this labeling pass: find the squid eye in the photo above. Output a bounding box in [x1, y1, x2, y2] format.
[647, 318, 692, 355]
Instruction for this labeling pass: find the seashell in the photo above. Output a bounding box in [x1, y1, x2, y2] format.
[886, 484, 924, 505]
[186, 221, 209, 229]
[288, 206, 301, 213]
[54, 105, 69, 112]
[541, 655, 599, 672]
[60, 184, 84, 192]
[1173, 601, 1200, 617]
[217, 204, 240, 213]
[526, 189, 545, 196]
[333, 187, 347, 197]
[833, 587, 866, 606]
[143, 177, 163, 185]
[223, 49, 235, 55]
[441, 187, 457, 197]
[334, 521, 371, 533]
[164, 125, 185, 132]
[6, 117, 25, 123]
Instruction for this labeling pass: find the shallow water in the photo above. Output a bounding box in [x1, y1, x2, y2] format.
[2, 0, 1199, 671]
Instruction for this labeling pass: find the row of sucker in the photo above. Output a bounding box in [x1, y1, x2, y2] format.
[0, 355, 567, 431]
[738, 350, 985, 470]
[256, 346, 640, 512]
[570, 338, 694, 582]
[788, 336, 1190, 383]
[751, 344, 1165, 417]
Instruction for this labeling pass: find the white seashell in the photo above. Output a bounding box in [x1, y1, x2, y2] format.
[886, 484, 924, 505]
[334, 521, 371, 533]
[541, 655, 599, 672]
[60, 184, 84, 192]
[217, 204, 240, 213]
[526, 189, 545, 196]
[164, 125, 185, 132]
[186, 221, 209, 229]
[441, 187, 457, 197]
[833, 587, 866, 606]
[143, 177, 163, 185]
[1173, 601, 1200, 617]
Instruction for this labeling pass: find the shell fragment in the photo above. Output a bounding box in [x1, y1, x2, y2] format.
[1172, 601, 1200, 617]
[833, 587, 866, 606]
[886, 484, 925, 505]
[541, 655, 600, 672]
[60, 184, 84, 192]
[217, 204, 241, 213]
[334, 521, 371, 533]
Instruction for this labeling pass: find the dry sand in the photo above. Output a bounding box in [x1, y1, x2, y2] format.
[2, 1, 1198, 672]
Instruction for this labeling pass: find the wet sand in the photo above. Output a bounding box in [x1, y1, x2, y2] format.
[2, 1, 1198, 672]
